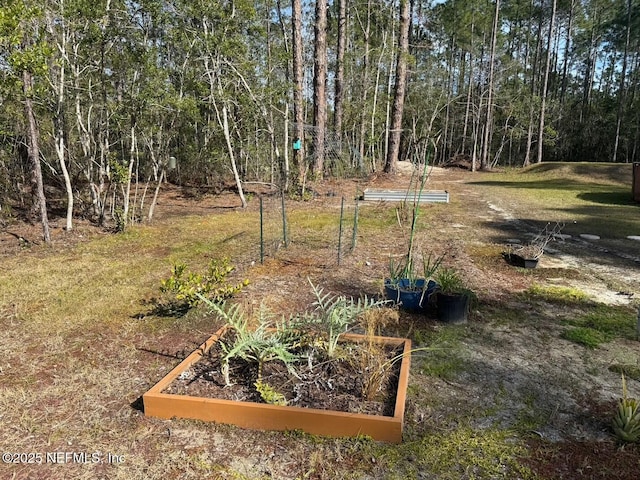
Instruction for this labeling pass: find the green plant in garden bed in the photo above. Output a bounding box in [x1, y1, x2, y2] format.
[197, 283, 401, 398]
[202, 300, 301, 386]
[301, 280, 390, 358]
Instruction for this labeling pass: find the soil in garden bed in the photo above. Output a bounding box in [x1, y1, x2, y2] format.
[163, 339, 404, 417]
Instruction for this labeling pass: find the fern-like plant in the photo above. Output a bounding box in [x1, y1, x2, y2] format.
[306, 280, 389, 358]
[612, 374, 640, 443]
[201, 298, 300, 386]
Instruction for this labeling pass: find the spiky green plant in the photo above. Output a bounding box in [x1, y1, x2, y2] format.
[200, 298, 300, 386]
[307, 280, 389, 358]
[612, 374, 640, 444]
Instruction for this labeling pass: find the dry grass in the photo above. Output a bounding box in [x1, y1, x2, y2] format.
[1, 165, 640, 479]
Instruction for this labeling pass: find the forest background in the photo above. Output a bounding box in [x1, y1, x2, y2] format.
[1, 0, 639, 241]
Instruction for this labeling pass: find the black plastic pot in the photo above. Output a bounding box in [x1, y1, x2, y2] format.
[436, 293, 470, 324]
[503, 253, 538, 269]
[384, 279, 438, 312]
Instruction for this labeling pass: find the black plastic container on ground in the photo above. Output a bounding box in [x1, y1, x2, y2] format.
[384, 279, 438, 312]
[436, 293, 470, 324]
[503, 252, 539, 269]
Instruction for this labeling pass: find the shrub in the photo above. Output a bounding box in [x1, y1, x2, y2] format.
[160, 258, 248, 308]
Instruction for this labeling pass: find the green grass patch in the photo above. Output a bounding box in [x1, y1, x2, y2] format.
[413, 326, 468, 380]
[561, 327, 608, 348]
[609, 364, 640, 381]
[520, 284, 590, 304]
[562, 304, 637, 348]
[375, 426, 535, 480]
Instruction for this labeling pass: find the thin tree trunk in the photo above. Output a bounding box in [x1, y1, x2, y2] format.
[53, 58, 74, 231]
[123, 123, 136, 226]
[612, 0, 632, 163]
[148, 170, 165, 222]
[334, 0, 347, 138]
[559, 0, 574, 104]
[384, 0, 410, 174]
[357, 0, 372, 167]
[481, 0, 500, 170]
[536, 0, 556, 164]
[23, 69, 51, 244]
[312, 0, 328, 178]
[223, 105, 247, 208]
[292, 0, 305, 186]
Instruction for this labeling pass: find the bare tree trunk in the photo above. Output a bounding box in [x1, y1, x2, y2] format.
[357, 0, 372, 168]
[334, 0, 347, 138]
[384, 0, 410, 174]
[384, 33, 396, 165]
[147, 170, 165, 222]
[559, 0, 574, 104]
[536, 0, 556, 164]
[223, 105, 247, 208]
[47, 5, 74, 231]
[292, 0, 305, 186]
[481, 0, 500, 170]
[312, 0, 328, 178]
[23, 69, 51, 244]
[612, 0, 632, 163]
[53, 58, 74, 231]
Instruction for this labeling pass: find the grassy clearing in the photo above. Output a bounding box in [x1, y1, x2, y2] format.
[471, 162, 638, 238]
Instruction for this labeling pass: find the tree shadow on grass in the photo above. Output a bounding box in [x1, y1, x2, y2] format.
[576, 191, 638, 206]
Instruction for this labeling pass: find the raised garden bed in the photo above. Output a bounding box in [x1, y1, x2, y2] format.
[143, 326, 412, 443]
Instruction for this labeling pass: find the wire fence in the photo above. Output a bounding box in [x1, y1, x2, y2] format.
[291, 123, 366, 177]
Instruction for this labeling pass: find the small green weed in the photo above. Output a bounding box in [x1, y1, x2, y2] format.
[254, 380, 287, 406]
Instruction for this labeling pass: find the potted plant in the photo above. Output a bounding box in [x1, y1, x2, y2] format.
[384, 252, 443, 312]
[503, 222, 564, 268]
[383, 157, 443, 312]
[434, 267, 473, 324]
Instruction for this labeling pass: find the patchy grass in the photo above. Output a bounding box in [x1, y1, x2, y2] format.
[413, 326, 468, 380]
[520, 284, 591, 304]
[378, 426, 536, 480]
[561, 327, 609, 348]
[561, 303, 638, 348]
[471, 162, 639, 238]
[609, 364, 640, 381]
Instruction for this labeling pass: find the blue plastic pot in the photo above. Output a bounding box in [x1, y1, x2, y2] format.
[384, 279, 438, 312]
